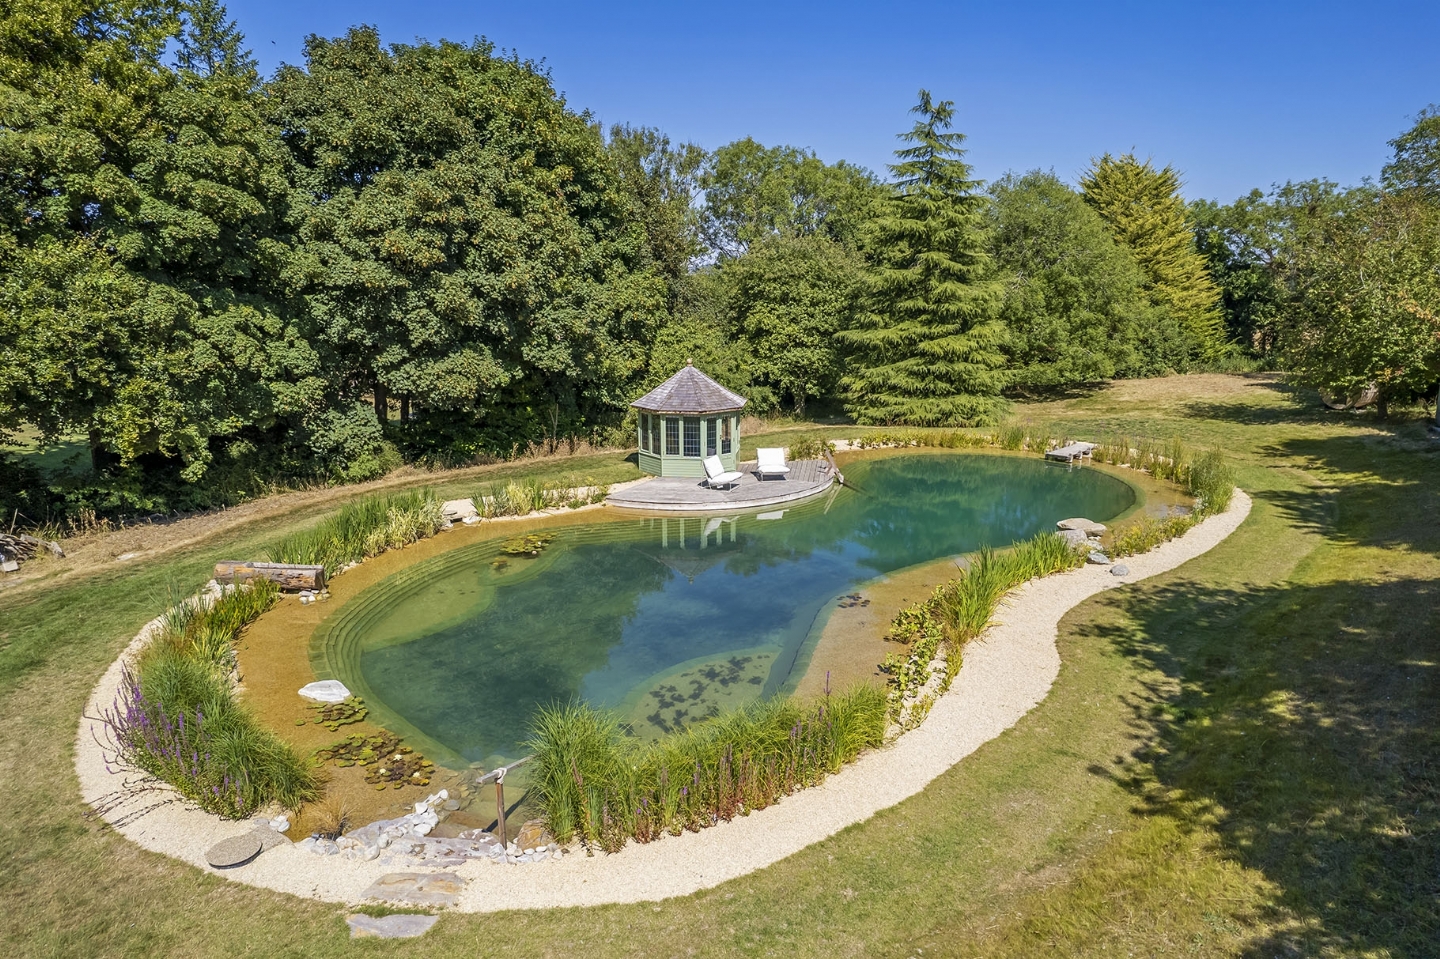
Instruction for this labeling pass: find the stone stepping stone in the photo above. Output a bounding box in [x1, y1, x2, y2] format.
[298, 679, 350, 703]
[361, 872, 464, 908]
[1057, 517, 1107, 534]
[346, 914, 438, 939]
[1111, 564, 1131, 577]
[205, 832, 262, 869]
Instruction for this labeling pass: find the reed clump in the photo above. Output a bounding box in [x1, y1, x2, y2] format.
[99, 582, 320, 818]
[882, 532, 1086, 726]
[266, 490, 446, 573]
[477, 476, 609, 518]
[1094, 437, 1235, 517]
[528, 685, 888, 852]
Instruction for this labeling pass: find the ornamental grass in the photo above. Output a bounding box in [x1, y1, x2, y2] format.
[527, 685, 887, 852]
[265, 490, 445, 572]
[98, 581, 319, 818]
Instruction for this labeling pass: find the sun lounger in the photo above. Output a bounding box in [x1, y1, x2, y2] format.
[755, 447, 791, 480]
[703, 455, 744, 490]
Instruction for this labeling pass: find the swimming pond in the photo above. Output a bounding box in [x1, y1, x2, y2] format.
[311, 453, 1139, 768]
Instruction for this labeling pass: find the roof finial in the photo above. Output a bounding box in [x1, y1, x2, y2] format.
[685, 358, 693, 366]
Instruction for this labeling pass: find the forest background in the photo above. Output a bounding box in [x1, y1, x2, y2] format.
[2, 0, 1438, 526]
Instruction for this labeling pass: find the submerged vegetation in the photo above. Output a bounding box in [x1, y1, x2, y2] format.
[527, 686, 887, 851]
[99, 581, 319, 817]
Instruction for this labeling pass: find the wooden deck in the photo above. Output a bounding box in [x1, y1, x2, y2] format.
[1044, 441, 1097, 464]
[606, 459, 836, 512]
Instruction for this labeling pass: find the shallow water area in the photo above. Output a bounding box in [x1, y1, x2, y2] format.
[311, 452, 1138, 769]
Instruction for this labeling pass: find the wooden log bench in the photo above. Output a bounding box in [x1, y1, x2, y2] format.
[1044, 442, 1097, 464]
[214, 561, 326, 591]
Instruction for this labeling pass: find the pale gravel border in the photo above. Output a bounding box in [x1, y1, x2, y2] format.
[75, 490, 1251, 911]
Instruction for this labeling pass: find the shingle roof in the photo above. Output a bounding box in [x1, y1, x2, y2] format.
[630, 363, 748, 414]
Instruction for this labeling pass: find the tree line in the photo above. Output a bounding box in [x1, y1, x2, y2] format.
[2, 1, 1436, 523]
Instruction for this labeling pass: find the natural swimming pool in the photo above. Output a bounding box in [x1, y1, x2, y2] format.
[311, 453, 1138, 768]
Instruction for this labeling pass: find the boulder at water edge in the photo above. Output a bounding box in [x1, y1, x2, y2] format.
[298, 680, 351, 703]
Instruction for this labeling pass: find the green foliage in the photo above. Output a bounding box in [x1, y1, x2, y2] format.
[698, 137, 883, 257]
[786, 437, 835, 460]
[989, 172, 1184, 385]
[724, 235, 862, 414]
[1081, 154, 1226, 360]
[528, 686, 887, 850]
[265, 490, 445, 573]
[104, 581, 319, 817]
[1276, 190, 1440, 417]
[269, 27, 667, 437]
[881, 533, 1087, 724]
[841, 91, 1008, 426]
[1109, 514, 1197, 558]
[1383, 104, 1440, 199]
[1093, 435, 1234, 516]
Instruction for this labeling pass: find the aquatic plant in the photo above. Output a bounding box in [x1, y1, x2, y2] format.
[881, 532, 1088, 724]
[265, 490, 446, 573]
[528, 685, 887, 851]
[99, 659, 319, 818]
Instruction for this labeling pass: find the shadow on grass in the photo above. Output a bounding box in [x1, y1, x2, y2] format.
[1082, 574, 1440, 956]
[1255, 434, 1440, 556]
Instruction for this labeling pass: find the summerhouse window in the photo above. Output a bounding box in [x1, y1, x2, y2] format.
[639, 414, 650, 452]
[649, 415, 661, 455]
[706, 417, 718, 457]
[721, 417, 733, 454]
[665, 417, 680, 455]
[683, 417, 701, 457]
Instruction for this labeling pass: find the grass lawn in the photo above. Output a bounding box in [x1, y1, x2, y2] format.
[1, 373, 1436, 957]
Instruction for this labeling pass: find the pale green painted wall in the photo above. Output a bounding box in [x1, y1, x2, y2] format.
[637, 414, 741, 478]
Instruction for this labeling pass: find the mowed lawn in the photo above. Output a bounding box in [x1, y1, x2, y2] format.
[1, 374, 1436, 958]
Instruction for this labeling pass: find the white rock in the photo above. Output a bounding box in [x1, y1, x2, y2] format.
[270, 816, 290, 833]
[441, 498, 479, 521]
[298, 680, 351, 703]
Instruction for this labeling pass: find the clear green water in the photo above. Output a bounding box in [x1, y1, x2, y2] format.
[312, 454, 1137, 768]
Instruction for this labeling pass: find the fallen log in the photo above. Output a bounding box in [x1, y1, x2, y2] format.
[214, 561, 326, 591]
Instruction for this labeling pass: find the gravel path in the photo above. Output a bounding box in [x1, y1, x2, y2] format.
[75, 490, 1251, 911]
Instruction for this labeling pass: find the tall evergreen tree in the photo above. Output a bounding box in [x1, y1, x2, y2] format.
[1080, 154, 1225, 359]
[839, 91, 1006, 426]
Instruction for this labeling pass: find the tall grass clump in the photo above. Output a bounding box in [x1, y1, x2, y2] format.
[1093, 435, 1235, 517]
[882, 533, 1086, 726]
[476, 476, 608, 517]
[528, 685, 887, 851]
[98, 582, 320, 817]
[266, 490, 445, 573]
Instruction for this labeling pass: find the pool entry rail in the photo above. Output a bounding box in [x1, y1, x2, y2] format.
[476, 755, 533, 847]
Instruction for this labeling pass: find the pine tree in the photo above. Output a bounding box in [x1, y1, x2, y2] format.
[1080, 154, 1225, 358]
[840, 91, 1007, 426]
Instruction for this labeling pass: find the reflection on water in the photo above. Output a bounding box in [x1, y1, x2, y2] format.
[313, 454, 1137, 767]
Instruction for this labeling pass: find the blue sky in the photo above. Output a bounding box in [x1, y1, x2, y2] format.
[226, 0, 1438, 202]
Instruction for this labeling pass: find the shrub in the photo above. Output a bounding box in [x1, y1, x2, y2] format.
[528, 685, 887, 851]
[266, 490, 445, 573]
[1110, 514, 1197, 558]
[787, 437, 835, 460]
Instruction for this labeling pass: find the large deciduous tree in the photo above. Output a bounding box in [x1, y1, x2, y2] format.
[1080, 153, 1226, 361]
[988, 171, 1185, 388]
[839, 91, 1007, 426]
[1279, 190, 1440, 419]
[0, 0, 314, 479]
[268, 28, 666, 451]
[698, 137, 881, 258]
[1383, 104, 1440, 200]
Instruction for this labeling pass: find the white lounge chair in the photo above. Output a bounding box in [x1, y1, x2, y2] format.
[703, 455, 743, 490]
[755, 447, 790, 480]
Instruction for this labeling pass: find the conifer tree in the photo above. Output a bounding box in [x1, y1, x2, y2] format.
[840, 91, 1007, 426]
[1080, 154, 1225, 358]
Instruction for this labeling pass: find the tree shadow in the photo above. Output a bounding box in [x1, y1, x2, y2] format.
[1254, 434, 1440, 556]
[1080, 575, 1440, 956]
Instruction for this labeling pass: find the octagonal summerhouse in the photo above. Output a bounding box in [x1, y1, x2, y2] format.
[632, 362, 747, 478]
